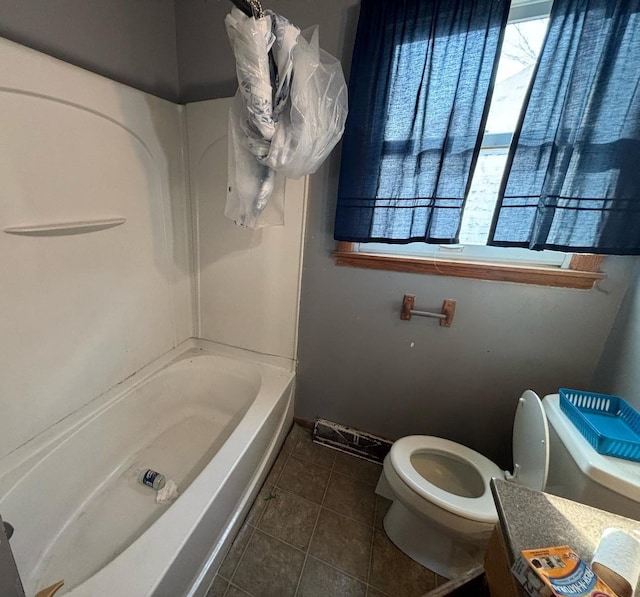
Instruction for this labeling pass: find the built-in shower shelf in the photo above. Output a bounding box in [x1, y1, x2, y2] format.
[4, 217, 125, 236]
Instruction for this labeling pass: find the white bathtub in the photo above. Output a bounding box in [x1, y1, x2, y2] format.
[0, 339, 294, 597]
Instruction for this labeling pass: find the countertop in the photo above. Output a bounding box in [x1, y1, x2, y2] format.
[490, 478, 640, 594]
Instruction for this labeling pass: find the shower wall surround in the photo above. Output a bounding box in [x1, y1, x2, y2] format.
[0, 38, 307, 461]
[0, 38, 191, 459]
[186, 98, 307, 360]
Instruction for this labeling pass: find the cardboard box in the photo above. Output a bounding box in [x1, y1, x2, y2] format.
[512, 546, 618, 597]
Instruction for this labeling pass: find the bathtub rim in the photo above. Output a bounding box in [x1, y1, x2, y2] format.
[0, 338, 295, 596]
[64, 342, 295, 596]
[0, 338, 294, 503]
[171, 384, 294, 597]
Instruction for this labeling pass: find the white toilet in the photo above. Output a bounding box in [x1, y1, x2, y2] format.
[376, 389, 640, 579]
[375, 389, 551, 579]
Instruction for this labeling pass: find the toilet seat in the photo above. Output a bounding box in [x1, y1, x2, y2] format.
[378, 391, 550, 575]
[388, 391, 549, 525]
[390, 436, 504, 524]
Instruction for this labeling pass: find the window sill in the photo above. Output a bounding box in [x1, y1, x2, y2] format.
[333, 244, 606, 290]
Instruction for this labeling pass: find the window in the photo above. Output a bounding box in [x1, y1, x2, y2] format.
[334, 0, 606, 288]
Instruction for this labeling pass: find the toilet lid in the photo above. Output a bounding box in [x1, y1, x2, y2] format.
[512, 389, 549, 491]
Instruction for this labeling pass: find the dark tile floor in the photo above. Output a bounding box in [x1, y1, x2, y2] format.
[206, 424, 448, 597]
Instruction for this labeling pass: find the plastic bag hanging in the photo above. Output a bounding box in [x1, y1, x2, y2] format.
[225, 7, 348, 228]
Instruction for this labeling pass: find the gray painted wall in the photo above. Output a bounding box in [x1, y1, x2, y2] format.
[174, 0, 360, 101]
[1, 0, 636, 470]
[592, 261, 640, 410]
[298, 154, 633, 468]
[172, 0, 636, 468]
[0, 0, 179, 101]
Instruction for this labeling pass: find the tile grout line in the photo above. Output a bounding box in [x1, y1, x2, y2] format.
[220, 428, 434, 597]
[328, 466, 381, 487]
[368, 584, 393, 597]
[366, 497, 378, 588]
[246, 524, 308, 556]
[246, 521, 373, 591]
[267, 476, 378, 531]
[221, 428, 300, 597]
[221, 428, 384, 596]
[306, 552, 373, 590]
[219, 504, 260, 595]
[221, 525, 256, 595]
[292, 448, 337, 596]
[226, 580, 252, 597]
[261, 445, 293, 522]
[247, 523, 372, 586]
[318, 503, 375, 530]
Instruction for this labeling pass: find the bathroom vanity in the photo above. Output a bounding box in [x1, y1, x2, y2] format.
[484, 479, 640, 597]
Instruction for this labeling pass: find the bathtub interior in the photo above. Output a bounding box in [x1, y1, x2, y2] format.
[0, 347, 266, 596]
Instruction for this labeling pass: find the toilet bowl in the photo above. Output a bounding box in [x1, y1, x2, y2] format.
[375, 390, 549, 579]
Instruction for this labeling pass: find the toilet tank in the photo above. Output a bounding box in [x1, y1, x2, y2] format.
[543, 394, 640, 521]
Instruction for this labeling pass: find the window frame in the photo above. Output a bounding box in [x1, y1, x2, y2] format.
[333, 0, 607, 289]
[334, 243, 605, 289]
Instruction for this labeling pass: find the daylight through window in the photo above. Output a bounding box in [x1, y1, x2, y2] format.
[359, 3, 571, 268]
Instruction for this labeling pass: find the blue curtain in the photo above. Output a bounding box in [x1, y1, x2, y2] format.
[490, 0, 640, 254]
[333, 0, 509, 244]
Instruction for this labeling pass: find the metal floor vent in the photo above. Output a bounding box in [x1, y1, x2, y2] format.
[312, 418, 392, 464]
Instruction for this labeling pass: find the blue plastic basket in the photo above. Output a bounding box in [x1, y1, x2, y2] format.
[559, 388, 640, 462]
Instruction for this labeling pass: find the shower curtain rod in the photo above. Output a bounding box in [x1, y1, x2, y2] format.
[229, 0, 264, 19]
